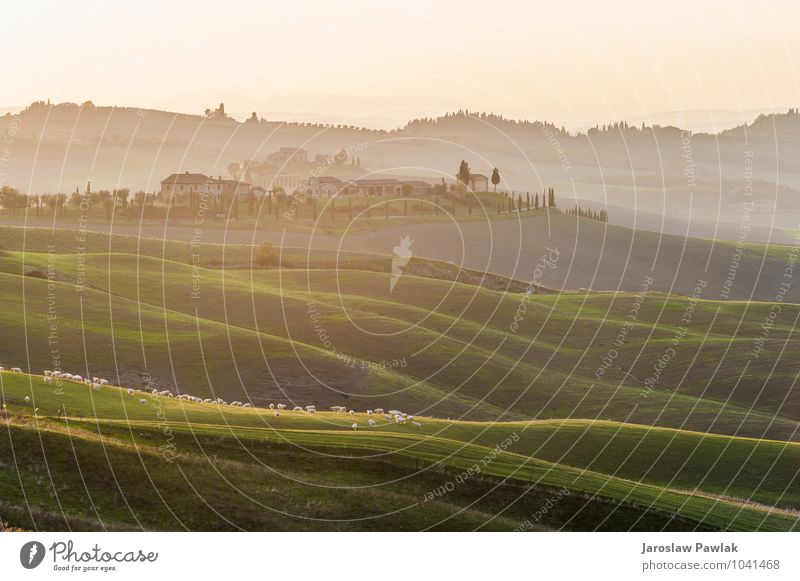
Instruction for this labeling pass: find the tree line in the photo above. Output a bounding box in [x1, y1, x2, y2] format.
[566, 205, 608, 223]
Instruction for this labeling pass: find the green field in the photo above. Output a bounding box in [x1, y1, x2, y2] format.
[0, 225, 798, 531]
[1, 371, 797, 531]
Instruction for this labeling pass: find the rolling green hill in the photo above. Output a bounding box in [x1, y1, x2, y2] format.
[0, 243, 798, 439]
[1, 371, 797, 531]
[0, 226, 798, 531]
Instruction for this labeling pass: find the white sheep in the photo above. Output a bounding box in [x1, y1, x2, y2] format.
[293, 406, 303, 412]
[269, 403, 275, 409]
[127, 389, 134, 395]
[11, 367, 22, 373]
[243, 403, 252, 408]
[43, 370, 52, 376]
[349, 410, 355, 415]
[383, 414, 392, 421]
[367, 410, 373, 415]
[368, 419, 376, 426]
[273, 411, 280, 417]
[374, 408, 384, 414]
[277, 404, 286, 410]
[24, 395, 30, 403]
[411, 421, 422, 428]
[395, 415, 406, 424]
[351, 423, 358, 430]
[139, 398, 147, 405]
[43, 376, 52, 384]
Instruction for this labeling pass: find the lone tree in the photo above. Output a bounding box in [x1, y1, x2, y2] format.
[491, 167, 500, 192]
[255, 241, 277, 267]
[457, 160, 471, 187]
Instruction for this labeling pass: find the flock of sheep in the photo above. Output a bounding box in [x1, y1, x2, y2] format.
[4, 367, 423, 430]
[330, 406, 422, 430]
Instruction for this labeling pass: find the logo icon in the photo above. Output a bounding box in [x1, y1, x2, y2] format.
[20, 541, 46, 569]
[390, 235, 413, 292]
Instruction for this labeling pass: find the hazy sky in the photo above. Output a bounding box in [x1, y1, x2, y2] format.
[2, 0, 798, 129]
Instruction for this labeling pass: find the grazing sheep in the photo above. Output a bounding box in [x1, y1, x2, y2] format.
[383, 414, 392, 421]
[293, 406, 303, 412]
[388, 409, 403, 416]
[0, 366, 5, 371]
[368, 419, 376, 426]
[351, 423, 358, 430]
[98, 379, 108, 385]
[139, 398, 147, 405]
[367, 410, 373, 415]
[277, 403, 286, 410]
[24, 395, 30, 403]
[127, 389, 134, 395]
[243, 403, 252, 408]
[273, 411, 280, 417]
[11, 367, 22, 373]
[203, 398, 212, 403]
[269, 403, 275, 409]
[43, 370, 52, 376]
[374, 408, 384, 414]
[349, 410, 355, 415]
[73, 375, 83, 382]
[411, 421, 422, 428]
[307, 408, 316, 414]
[43, 376, 52, 384]
[395, 415, 406, 424]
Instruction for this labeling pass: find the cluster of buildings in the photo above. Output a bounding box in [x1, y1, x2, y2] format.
[159, 146, 492, 202]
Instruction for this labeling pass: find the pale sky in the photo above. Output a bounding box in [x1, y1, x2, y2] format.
[1, 0, 798, 130]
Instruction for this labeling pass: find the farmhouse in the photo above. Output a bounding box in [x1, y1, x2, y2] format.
[159, 172, 209, 200]
[267, 147, 308, 165]
[469, 173, 489, 192]
[159, 172, 253, 202]
[207, 177, 251, 202]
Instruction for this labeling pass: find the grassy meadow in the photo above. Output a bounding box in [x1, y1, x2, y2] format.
[0, 223, 798, 531]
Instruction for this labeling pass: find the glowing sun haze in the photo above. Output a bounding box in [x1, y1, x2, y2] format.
[2, 0, 797, 130]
